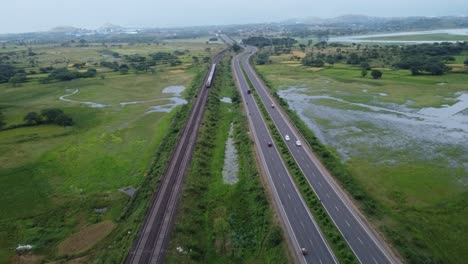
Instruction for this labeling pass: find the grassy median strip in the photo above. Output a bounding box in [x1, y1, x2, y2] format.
[88, 66, 208, 263]
[165, 55, 288, 263]
[241, 60, 359, 264]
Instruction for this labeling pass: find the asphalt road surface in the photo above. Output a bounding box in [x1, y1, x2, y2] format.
[233, 50, 338, 264]
[241, 46, 400, 264]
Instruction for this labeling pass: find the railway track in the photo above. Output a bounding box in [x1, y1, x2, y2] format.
[125, 51, 225, 264]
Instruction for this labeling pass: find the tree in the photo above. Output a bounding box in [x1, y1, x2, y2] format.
[9, 73, 27, 87]
[256, 52, 270, 65]
[192, 56, 199, 64]
[232, 44, 241, 53]
[464, 58, 468, 66]
[299, 44, 306, 51]
[371, 69, 382, 79]
[0, 64, 16, 83]
[40, 108, 73, 126]
[360, 62, 371, 70]
[307, 39, 313, 47]
[361, 69, 368, 78]
[24, 112, 41, 125]
[347, 53, 361, 65]
[41, 108, 64, 123]
[119, 64, 129, 74]
[55, 114, 74, 126]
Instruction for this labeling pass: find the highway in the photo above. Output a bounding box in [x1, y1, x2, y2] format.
[125, 51, 225, 264]
[240, 46, 400, 264]
[233, 49, 338, 264]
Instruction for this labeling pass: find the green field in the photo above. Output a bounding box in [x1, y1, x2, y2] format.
[255, 50, 468, 263]
[362, 33, 468, 41]
[0, 41, 220, 262]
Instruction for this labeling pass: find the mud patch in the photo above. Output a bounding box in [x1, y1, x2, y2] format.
[220, 97, 232, 104]
[119, 186, 136, 196]
[222, 123, 239, 184]
[57, 221, 115, 256]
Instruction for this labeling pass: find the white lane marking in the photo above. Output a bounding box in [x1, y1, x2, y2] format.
[373, 257, 379, 264]
[326, 193, 330, 198]
[318, 182, 322, 187]
[309, 239, 314, 246]
[300, 221, 304, 227]
[319, 259, 323, 264]
[282, 183, 286, 189]
[358, 236, 364, 245]
[305, 164, 310, 169]
[345, 220, 351, 227]
[301, 156, 305, 161]
[335, 206, 339, 212]
[288, 193, 291, 200]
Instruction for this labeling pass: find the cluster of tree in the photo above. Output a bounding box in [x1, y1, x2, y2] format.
[395, 56, 451, 75]
[0, 64, 27, 85]
[392, 42, 468, 75]
[302, 54, 324, 67]
[149, 51, 177, 62]
[99, 61, 133, 74]
[232, 43, 241, 53]
[256, 52, 270, 65]
[24, 108, 73, 126]
[301, 52, 337, 67]
[39, 67, 97, 83]
[242, 37, 297, 48]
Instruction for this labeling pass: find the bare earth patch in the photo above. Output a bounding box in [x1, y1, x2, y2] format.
[291, 50, 306, 58]
[305, 67, 324, 71]
[10, 254, 44, 264]
[57, 220, 115, 256]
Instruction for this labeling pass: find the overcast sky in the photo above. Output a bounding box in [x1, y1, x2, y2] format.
[1, 0, 467, 33]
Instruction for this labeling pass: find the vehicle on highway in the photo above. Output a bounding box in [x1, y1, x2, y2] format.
[301, 247, 308, 255]
[285, 135, 290, 141]
[271, 103, 275, 108]
[296, 140, 302, 146]
[267, 142, 272, 147]
[247, 89, 251, 94]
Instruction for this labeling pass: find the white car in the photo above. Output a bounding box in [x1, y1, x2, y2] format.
[285, 135, 290, 141]
[296, 140, 302, 146]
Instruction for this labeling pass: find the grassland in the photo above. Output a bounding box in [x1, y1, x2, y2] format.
[0, 40, 221, 262]
[254, 47, 468, 263]
[165, 56, 288, 263]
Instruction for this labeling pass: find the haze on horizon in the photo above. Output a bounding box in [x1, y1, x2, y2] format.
[1, 0, 468, 34]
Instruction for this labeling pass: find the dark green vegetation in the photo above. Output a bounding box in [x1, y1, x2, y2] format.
[166, 56, 288, 263]
[0, 39, 223, 262]
[243, 64, 358, 264]
[242, 37, 297, 48]
[14, 108, 74, 128]
[253, 42, 468, 264]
